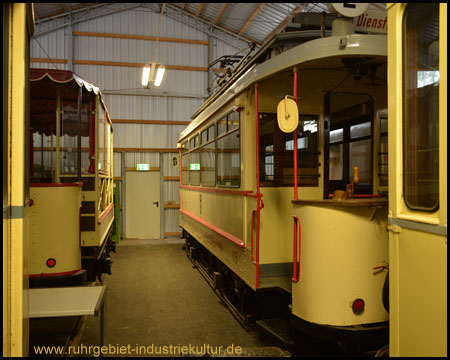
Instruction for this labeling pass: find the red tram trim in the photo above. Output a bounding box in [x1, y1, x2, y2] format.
[180, 208, 245, 248]
[293, 69, 298, 201]
[178, 149, 182, 208]
[29, 268, 83, 278]
[179, 185, 260, 198]
[98, 203, 114, 224]
[292, 215, 302, 282]
[30, 182, 83, 187]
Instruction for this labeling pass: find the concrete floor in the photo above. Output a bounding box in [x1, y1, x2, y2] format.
[28, 237, 381, 357]
[79, 238, 276, 357]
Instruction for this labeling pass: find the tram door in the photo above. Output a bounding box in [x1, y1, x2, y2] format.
[387, 3, 447, 356]
[125, 171, 161, 239]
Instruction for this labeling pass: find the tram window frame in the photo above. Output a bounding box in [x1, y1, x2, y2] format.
[378, 116, 388, 187]
[217, 109, 241, 188]
[402, 3, 440, 212]
[60, 99, 82, 176]
[259, 113, 320, 187]
[181, 141, 189, 185]
[200, 124, 216, 187]
[189, 134, 201, 186]
[326, 94, 374, 196]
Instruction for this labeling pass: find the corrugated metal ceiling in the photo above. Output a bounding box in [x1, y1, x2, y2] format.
[33, 3, 387, 45]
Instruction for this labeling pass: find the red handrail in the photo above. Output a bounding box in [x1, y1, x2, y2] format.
[292, 215, 302, 282]
[251, 210, 257, 264]
[293, 69, 298, 200]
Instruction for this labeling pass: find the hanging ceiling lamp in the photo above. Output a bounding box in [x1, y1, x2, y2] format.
[142, 4, 166, 87]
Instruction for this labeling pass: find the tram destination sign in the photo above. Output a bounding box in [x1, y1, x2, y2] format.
[354, 10, 387, 34]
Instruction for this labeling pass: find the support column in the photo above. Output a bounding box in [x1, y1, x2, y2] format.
[67, 8, 74, 71]
[56, 87, 61, 183]
[160, 152, 165, 239]
[207, 28, 216, 96]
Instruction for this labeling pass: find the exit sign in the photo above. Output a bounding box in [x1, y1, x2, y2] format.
[137, 164, 150, 171]
[189, 163, 200, 171]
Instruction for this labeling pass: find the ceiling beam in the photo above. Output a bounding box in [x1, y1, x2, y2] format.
[239, 3, 265, 35]
[180, 3, 186, 10]
[262, 5, 303, 45]
[214, 3, 228, 24]
[39, 9, 66, 21]
[168, 3, 261, 45]
[195, 3, 205, 16]
[38, 3, 98, 21]
[61, 4, 68, 13]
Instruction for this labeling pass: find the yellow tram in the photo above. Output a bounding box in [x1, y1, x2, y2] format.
[387, 3, 447, 356]
[29, 68, 115, 285]
[178, 4, 389, 350]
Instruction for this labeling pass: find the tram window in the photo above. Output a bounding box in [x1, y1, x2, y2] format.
[350, 122, 371, 139]
[190, 135, 199, 150]
[81, 107, 90, 174]
[217, 117, 227, 136]
[329, 144, 343, 180]
[98, 109, 105, 172]
[201, 129, 207, 145]
[208, 124, 215, 141]
[285, 137, 308, 150]
[259, 113, 319, 187]
[201, 124, 215, 145]
[327, 94, 373, 195]
[217, 113, 240, 187]
[200, 125, 216, 186]
[181, 142, 189, 185]
[189, 135, 200, 185]
[190, 150, 200, 185]
[349, 139, 371, 183]
[200, 141, 215, 186]
[105, 121, 112, 175]
[330, 129, 343, 143]
[403, 3, 439, 211]
[60, 103, 77, 174]
[264, 145, 274, 181]
[227, 110, 240, 132]
[379, 117, 388, 187]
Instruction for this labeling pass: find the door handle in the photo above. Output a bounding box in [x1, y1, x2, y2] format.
[153, 201, 159, 208]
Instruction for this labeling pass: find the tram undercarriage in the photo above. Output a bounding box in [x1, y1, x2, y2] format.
[183, 230, 388, 353]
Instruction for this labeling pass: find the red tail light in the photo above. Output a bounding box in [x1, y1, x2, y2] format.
[352, 298, 365, 314]
[46, 258, 56, 268]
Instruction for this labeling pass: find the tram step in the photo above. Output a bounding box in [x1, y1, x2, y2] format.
[255, 318, 295, 349]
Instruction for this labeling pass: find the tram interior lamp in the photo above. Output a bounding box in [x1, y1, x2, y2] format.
[142, 62, 165, 87]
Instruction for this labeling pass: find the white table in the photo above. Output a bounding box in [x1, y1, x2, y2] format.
[29, 286, 106, 347]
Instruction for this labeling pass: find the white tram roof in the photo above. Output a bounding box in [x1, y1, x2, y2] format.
[178, 33, 386, 143]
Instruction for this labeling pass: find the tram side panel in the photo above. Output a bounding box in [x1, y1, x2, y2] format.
[29, 184, 84, 285]
[387, 3, 447, 356]
[180, 98, 258, 290]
